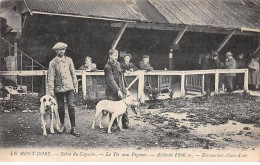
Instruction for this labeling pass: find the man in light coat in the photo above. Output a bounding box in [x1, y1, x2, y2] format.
[224, 52, 236, 93]
[47, 42, 80, 137]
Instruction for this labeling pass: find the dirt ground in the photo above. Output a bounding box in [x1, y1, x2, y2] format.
[0, 93, 260, 150]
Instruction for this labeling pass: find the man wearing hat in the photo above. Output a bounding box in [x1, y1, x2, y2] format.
[47, 42, 80, 137]
[120, 54, 138, 72]
[104, 49, 129, 129]
[224, 52, 236, 93]
[139, 55, 154, 71]
[201, 53, 212, 98]
[235, 53, 246, 90]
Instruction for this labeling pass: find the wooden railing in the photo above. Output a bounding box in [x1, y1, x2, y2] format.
[0, 69, 248, 102]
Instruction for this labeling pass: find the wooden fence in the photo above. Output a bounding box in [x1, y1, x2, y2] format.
[0, 69, 248, 102]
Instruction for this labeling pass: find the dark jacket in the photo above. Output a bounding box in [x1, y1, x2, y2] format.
[139, 61, 153, 71]
[120, 62, 138, 72]
[236, 59, 246, 69]
[104, 61, 127, 100]
[211, 58, 221, 69]
[201, 56, 211, 70]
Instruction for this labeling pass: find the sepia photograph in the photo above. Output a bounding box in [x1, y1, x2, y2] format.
[0, 0, 259, 162]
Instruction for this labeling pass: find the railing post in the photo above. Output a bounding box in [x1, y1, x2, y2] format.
[82, 71, 87, 100]
[201, 74, 205, 94]
[158, 75, 160, 92]
[244, 69, 248, 92]
[138, 71, 145, 103]
[181, 72, 185, 97]
[215, 70, 219, 94]
[45, 70, 48, 95]
[14, 42, 18, 71]
[31, 60, 34, 93]
[20, 53, 23, 71]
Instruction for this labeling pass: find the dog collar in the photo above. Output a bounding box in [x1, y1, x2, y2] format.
[122, 99, 129, 106]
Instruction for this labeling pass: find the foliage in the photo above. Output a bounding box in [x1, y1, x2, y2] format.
[144, 84, 160, 101]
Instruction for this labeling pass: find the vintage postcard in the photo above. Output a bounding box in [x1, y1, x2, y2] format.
[0, 0, 259, 162]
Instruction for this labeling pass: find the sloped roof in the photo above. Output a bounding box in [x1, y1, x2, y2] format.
[24, 0, 260, 32]
[24, 0, 167, 23]
[148, 0, 260, 32]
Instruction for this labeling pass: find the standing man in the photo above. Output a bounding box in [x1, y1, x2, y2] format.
[224, 52, 236, 93]
[47, 42, 80, 137]
[139, 55, 154, 71]
[201, 53, 212, 98]
[211, 51, 223, 91]
[104, 49, 129, 129]
[235, 53, 246, 90]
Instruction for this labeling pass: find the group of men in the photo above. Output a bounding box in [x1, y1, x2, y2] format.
[46, 41, 255, 137]
[201, 51, 246, 98]
[47, 42, 154, 137]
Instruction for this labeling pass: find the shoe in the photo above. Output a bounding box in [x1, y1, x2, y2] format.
[70, 127, 80, 137]
[58, 125, 66, 134]
[122, 122, 129, 129]
[111, 125, 119, 130]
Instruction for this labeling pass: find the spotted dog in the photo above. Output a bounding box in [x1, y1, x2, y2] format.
[40, 95, 60, 136]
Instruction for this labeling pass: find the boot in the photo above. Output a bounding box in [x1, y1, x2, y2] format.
[70, 127, 80, 137]
[205, 92, 210, 100]
[58, 125, 66, 134]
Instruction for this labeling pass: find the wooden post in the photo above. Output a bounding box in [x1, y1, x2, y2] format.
[82, 71, 87, 100]
[169, 51, 173, 70]
[111, 22, 128, 49]
[169, 26, 187, 89]
[181, 73, 185, 97]
[45, 70, 48, 95]
[201, 74, 205, 94]
[169, 26, 188, 69]
[14, 42, 18, 70]
[217, 30, 236, 52]
[158, 75, 160, 92]
[31, 60, 34, 93]
[215, 70, 219, 94]
[244, 69, 249, 92]
[126, 76, 139, 90]
[173, 26, 188, 45]
[138, 71, 145, 103]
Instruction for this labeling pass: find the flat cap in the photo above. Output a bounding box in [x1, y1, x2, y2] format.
[142, 55, 150, 58]
[53, 42, 67, 50]
[109, 49, 118, 55]
[226, 52, 233, 56]
[124, 54, 132, 58]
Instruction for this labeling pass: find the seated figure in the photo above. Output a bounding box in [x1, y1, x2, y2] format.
[120, 54, 138, 72]
[139, 55, 153, 71]
[79, 56, 97, 71]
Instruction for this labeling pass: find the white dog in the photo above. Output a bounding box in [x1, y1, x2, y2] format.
[91, 95, 140, 134]
[40, 95, 60, 136]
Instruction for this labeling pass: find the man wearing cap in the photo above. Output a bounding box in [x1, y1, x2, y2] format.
[139, 55, 154, 71]
[224, 52, 236, 93]
[47, 42, 80, 137]
[235, 53, 246, 90]
[120, 54, 138, 72]
[201, 53, 212, 98]
[104, 49, 129, 129]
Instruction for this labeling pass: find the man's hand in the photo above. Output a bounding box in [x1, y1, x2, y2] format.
[49, 90, 54, 97]
[118, 90, 123, 99]
[74, 88, 78, 94]
[126, 90, 131, 97]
